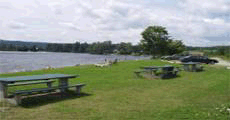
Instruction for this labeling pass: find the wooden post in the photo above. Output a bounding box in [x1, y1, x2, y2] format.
[0, 82, 7, 99]
[58, 78, 68, 92]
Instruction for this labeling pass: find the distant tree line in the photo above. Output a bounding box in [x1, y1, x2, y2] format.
[45, 41, 142, 55]
[0, 43, 43, 52]
[0, 41, 142, 55]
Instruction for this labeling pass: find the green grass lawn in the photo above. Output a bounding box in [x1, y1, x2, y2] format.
[0, 60, 230, 120]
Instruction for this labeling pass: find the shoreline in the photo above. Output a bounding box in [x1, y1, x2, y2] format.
[0, 63, 91, 75]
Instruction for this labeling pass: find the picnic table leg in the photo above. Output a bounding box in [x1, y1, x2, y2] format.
[183, 65, 189, 71]
[14, 95, 22, 105]
[6, 95, 22, 106]
[58, 78, 69, 92]
[76, 86, 81, 95]
[0, 82, 7, 99]
[192, 64, 196, 72]
[47, 82, 52, 88]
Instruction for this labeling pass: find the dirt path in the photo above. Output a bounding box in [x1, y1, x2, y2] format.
[211, 57, 230, 67]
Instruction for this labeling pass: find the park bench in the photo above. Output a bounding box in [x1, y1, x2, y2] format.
[0, 74, 86, 105]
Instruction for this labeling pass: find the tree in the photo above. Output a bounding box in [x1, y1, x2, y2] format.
[102, 41, 113, 54]
[0, 43, 7, 51]
[63, 44, 73, 52]
[79, 42, 89, 53]
[38, 47, 45, 51]
[140, 26, 185, 56]
[30, 45, 39, 52]
[8, 44, 16, 51]
[140, 26, 170, 56]
[167, 40, 186, 55]
[18, 45, 29, 51]
[117, 42, 132, 54]
[73, 42, 81, 53]
[46, 43, 54, 52]
[131, 44, 143, 55]
[217, 47, 226, 56]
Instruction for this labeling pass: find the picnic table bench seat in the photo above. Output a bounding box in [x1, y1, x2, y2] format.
[12, 83, 86, 105]
[14, 84, 86, 96]
[7, 80, 55, 87]
[14, 88, 56, 95]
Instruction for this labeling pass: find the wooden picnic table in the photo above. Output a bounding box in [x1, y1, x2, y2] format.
[139, 65, 178, 79]
[142, 65, 174, 69]
[181, 62, 203, 72]
[141, 66, 162, 70]
[142, 65, 173, 73]
[0, 74, 78, 99]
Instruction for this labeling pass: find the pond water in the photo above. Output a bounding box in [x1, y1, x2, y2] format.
[0, 51, 150, 74]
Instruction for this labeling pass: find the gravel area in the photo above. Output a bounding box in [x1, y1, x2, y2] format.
[211, 57, 230, 67]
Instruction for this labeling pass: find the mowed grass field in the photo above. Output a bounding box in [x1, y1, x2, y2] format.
[0, 60, 230, 120]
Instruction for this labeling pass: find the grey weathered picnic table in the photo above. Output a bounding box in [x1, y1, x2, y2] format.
[0, 74, 85, 105]
[138, 65, 179, 79]
[143, 65, 175, 73]
[143, 65, 170, 70]
[181, 62, 203, 72]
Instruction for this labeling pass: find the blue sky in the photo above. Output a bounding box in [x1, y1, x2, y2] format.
[0, 0, 229, 46]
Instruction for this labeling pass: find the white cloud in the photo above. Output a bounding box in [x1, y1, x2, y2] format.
[59, 22, 80, 31]
[179, 0, 230, 13]
[8, 21, 27, 29]
[0, 0, 229, 46]
[48, 2, 63, 15]
[203, 18, 226, 25]
[61, 30, 67, 35]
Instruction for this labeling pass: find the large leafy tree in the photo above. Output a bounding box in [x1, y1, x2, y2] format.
[167, 40, 186, 55]
[140, 26, 170, 55]
[140, 26, 185, 56]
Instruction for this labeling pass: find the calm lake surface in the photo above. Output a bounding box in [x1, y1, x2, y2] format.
[0, 51, 150, 74]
